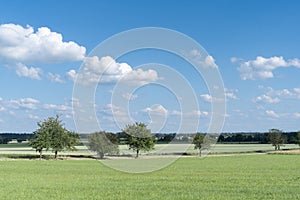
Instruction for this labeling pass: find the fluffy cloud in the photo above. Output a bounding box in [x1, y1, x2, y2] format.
[268, 87, 300, 99]
[43, 103, 71, 111]
[47, 72, 64, 83]
[70, 56, 160, 85]
[204, 55, 218, 68]
[253, 94, 280, 104]
[200, 94, 212, 102]
[0, 23, 86, 63]
[8, 98, 40, 109]
[66, 69, 77, 81]
[256, 87, 300, 103]
[225, 88, 238, 100]
[225, 92, 238, 100]
[235, 56, 300, 80]
[15, 63, 42, 80]
[188, 110, 209, 117]
[265, 110, 280, 118]
[171, 110, 182, 116]
[143, 105, 168, 116]
[200, 93, 229, 103]
[122, 93, 138, 100]
[187, 49, 218, 68]
[293, 113, 300, 118]
[28, 114, 39, 120]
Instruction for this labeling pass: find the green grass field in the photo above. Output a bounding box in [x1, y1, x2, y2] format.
[0, 155, 300, 199]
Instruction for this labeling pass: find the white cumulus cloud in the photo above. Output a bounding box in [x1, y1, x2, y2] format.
[28, 114, 39, 120]
[253, 94, 280, 104]
[43, 103, 71, 111]
[70, 56, 160, 85]
[8, 97, 40, 109]
[186, 49, 218, 68]
[143, 105, 168, 116]
[15, 63, 42, 80]
[266, 110, 280, 118]
[200, 94, 212, 102]
[235, 56, 300, 80]
[47, 72, 64, 83]
[0, 23, 86, 63]
[66, 69, 77, 81]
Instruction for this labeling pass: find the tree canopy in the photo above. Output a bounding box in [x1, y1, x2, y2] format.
[268, 129, 286, 150]
[87, 131, 119, 159]
[123, 122, 156, 158]
[29, 115, 79, 159]
[192, 133, 212, 157]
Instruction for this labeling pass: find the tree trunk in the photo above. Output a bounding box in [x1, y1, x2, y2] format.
[54, 150, 58, 159]
[99, 152, 104, 159]
[136, 149, 139, 158]
[199, 149, 202, 157]
[277, 145, 280, 150]
[39, 150, 42, 160]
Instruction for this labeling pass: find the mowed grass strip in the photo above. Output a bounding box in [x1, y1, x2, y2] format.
[0, 155, 300, 199]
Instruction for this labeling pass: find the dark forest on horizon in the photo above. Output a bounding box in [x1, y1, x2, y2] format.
[1, 131, 299, 145]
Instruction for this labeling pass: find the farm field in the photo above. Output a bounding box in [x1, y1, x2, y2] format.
[0, 143, 299, 157]
[0, 155, 300, 199]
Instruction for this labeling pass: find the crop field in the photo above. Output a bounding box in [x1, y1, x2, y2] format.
[1, 143, 299, 157]
[0, 154, 299, 199]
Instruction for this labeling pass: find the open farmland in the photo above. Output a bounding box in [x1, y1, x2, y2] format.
[0, 155, 300, 199]
[1, 143, 299, 158]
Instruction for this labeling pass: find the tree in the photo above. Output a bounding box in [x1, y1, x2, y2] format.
[268, 129, 286, 150]
[297, 131, 300, 146]
[0, 136, 11, 144]
[87, 131, 119, 159]
[192, 133, 212, 157]
[29, 127, 50, 159]
[29, 115, 79, 159]
[123, 122, 156, 158]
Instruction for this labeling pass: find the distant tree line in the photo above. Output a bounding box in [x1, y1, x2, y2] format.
[1, 131, 300, 145]
[0, 133, 34, 144]
[217, 131, 298, 144]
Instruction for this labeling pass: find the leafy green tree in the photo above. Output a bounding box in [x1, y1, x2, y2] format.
[29, 127, 51, 159]
[87, 131, 119, 159]
[268, 129, 286, 150]
[297, 131, 300, 146]
[30, 115, 79, 159]
[193, 133, 204, 157]
[0, 136, 11, 144]
[192, 133, 212, 157]
[123, 122, 156, 158]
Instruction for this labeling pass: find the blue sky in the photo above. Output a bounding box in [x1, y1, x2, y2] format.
[0, 0, 300, 133]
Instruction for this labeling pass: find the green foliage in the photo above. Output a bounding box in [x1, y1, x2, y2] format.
[87, 131, 119, 159]
[192, 133, 212, 157]
[29, 115, 79, 158]
[123, 122, 156, 158]
[192, 133, 204, 157]
[0, 155, 300, 199]
[268, 129, 286, 150]
[0, 136, 11, 144]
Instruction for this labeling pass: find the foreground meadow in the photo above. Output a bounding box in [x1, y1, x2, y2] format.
[0, 155, 299, 199]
